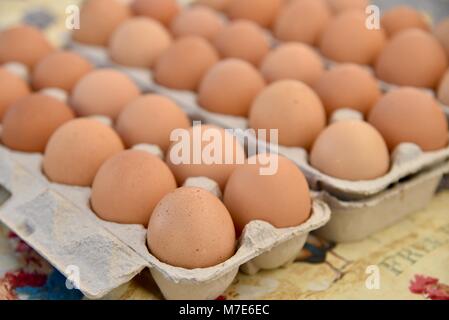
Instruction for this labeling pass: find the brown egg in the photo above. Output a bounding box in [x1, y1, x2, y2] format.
[1, 94, 74, 153]
[319, 10, 386, 65]
[71, 69, 140, 119]
[198, 59, 265, 116]
[213, 20, 270, 66]
[224, 154, 311, 235]
[195, 0, 231, 11]
[148, 187, 236, 269]
[171, 6, 225, 41]
[381, 6, 430, 37]
[226, 0, 283, 28]
[0, 25, 54, 69]
[91, 150, 177, 226]
[109, 17, 172, 68]
[31, 51, 93, 92]
[375, 29, 448, 89]
[72, 0, 132, 46]
[166, 124, 246, 190]
[249, 80, 326, 149]
[326, 0, 368, 14]
[434, 18, 449, 59]
[260, 43, 324, 86]
[154, 36, 219, 91]
[0, 67, 30, 121]
[43, 118, 124, 186]
[274, 0, 332, 45]
[116, 94, 190, 152]
[368, 88, 449, 152]
[314, 64, 381, 117]
[438, 69, 449, 105]
[311, 120, 389, 180]
[131, 0, 180, 27]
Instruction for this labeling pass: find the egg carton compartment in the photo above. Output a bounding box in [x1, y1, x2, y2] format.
[0, 145, 330, 299]
[315, 160, 449, 242]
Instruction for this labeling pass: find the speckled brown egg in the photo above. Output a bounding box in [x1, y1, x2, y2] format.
[375, 29, 448, 89]
[368, 88, 449, 152]
[274, 0, 332, 45]
[171, 6, 225, 41]
[224, 154, 311, 235]
[438, 69, 449, 105]
[326, 0, 369, 14]
[226, 0, 283, 28]
[311, 120, 390, 180]
[260, 43, 324, 86]
[91, 150, 177, 226]
[71, 69, 140, 119]
[198, 59, 265, 116]
[109, 17, 172, 68]
[72, 0, 132, 46]
[314, 64, 381, 117]
[43, 118, 124, 186]
[213, 20, 270, 66]
[154, 36, 219, 91]
[1, 94, 74, 153]
[249, 80, 326, 149]
[31, 51, 93, 92]
[195, 0, 231, 11]
[0, 67, 30, 121]
[116, 94, 190, 152]
[319, 10, 386, 65]
[131, 0, 180, 27]
[0, 25, 54, 69]
[434, 18, 449, 59]
[148, 187, 236, 269]
[166, 124, 246, 190]
[381, 6, 430, 37]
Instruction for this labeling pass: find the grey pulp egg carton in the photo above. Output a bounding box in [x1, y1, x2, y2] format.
[0, 143, 330, 300]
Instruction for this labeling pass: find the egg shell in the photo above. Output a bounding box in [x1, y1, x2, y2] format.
[154, 36, 219, 91]
[195, 0, 231, 11]
[310, 120, 390, 181]
[170, 6, 225, 41]
[72, 0, 132, 46]
[1, 94, 74, 153]
[131, 0, 180, 26]
[166, 124, 246, 190]
[71, 69, 140, 119]
[274, 0, 332, 45]
[91, 150, 177, 226]
[147, 187, 236, 269]
[109, 17, 172, 68]
[319, 10, 386, 65]
[314, 64, 381, 117]
[43, 118, 124, 186]
[249, 80, 326, 149]
[116, 94, 191, 152]
[326, 0, 369, 14]
[375, 29, 448, 89]
[381, 5, 430, 37]
[226, 0, 283, 28]
[434, 18, 449, 59]
[438, 69, 449, 105]
[0, 67, 30, 121]
[260, 42, 324, 86]
[368, 87, 449, 152]
[198, 59, 266, 116]
[224, 154, 311, 235]
[31, 51, 93, 92]
[213, 20, 270, 66]
[0, 25, 54, 69]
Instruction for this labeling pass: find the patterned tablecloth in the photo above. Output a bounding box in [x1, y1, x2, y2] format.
[0, 0, 448, 300]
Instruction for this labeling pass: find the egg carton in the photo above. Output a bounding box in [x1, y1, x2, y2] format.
[315, 159, 449, 242]
[0, 144, 330, 299]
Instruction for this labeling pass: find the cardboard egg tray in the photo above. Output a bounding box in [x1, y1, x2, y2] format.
[0, 144, 331, 299]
